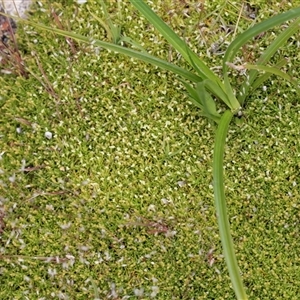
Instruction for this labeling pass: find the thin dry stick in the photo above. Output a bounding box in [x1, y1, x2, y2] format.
[0, 254, 72, 264]
[0, 9, 28, 77]
[50, 6, 78, 55]
[233, 3, 244, 38]
[31, 51, 62, 119]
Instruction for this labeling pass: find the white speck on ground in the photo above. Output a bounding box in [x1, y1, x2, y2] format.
[45, 131, 53, 139]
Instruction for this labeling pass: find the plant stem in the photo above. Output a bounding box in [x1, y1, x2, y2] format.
[213, 110, 248, 299]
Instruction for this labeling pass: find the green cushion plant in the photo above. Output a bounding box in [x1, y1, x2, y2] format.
[3, 2, 299, 299]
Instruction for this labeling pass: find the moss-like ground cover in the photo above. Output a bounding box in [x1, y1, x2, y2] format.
[0, 1, 299, 299]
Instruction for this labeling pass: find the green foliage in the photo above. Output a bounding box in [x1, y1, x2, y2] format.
[0, 1, 299, 299]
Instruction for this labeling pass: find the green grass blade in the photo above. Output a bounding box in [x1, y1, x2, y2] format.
[197, 87, 221, 123]
[237, 17, 300, 104]
[223, 7, 300, 105]
[223, 77, 241, 113]
[224, 8, 300, 70]
[244, 63, 300, 91]
[129, 0, 221, 83]
[249, 59, 286, 91]
[1, 15, 201, 83]
[179, 80, 221, 123]
[91, 278, 100, 299]
[121, 36, 147, 53]
[99, 0, 122, 44]
[88, 9, 121, 45]
[186, 48, 240, 111]
[213, 111, 248, 300]
[204, 80, 231, 107]
[185, 46, 240, 111]
[196, 82, 220, 119]
[179, 80, 204, 110]
[92, 0, 146, 51]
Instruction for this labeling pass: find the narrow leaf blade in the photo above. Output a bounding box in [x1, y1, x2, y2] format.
[223, 8, 300, 105]
[196, 82, 220, 118]
[129, 0, 221, 83]
[223, 8, 300, 70]
[237, 17, 300, 104]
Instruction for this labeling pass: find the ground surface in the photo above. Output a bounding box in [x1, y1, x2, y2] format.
[0, 1, 300, 299]
[1, 0, 32, 18]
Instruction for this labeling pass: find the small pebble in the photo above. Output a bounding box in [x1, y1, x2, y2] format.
[45, 131, 52, 139]
[177, 180, 186, 187]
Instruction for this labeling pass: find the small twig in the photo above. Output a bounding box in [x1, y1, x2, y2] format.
[226, 61, 247, 71]
[32, 52, 59, 100]
[26, 190, 69, 201]
[125, 217, 172, 235]
[0, 10, 28, 77]
[22, 165, 45, 172]
[0, 209, 6, 234]
[0, 254, 72, 264]
[74, 94, 84, 118]
[233, 3, 244, 39]
[50, 7, 77, 55]
[31, 51, 62, 119]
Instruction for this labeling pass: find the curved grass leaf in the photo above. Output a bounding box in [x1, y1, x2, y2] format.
[224, 8, 300, 69]
[180, 80, 221, 123]
[203, 80, 233, 108]
[196, 81, 220, 119]
[237, 17, 300, 104]
[129, 0, 241, 113]
[129, 0, 221, 83]
[88, 9, 122, 45]
[223, 7, 300, 104]
[90, 0, 147, 53]
[120, 35, 148, 53]
[179, 80, 204, 110]
[186, 46, 241, 111]
[249, 59, 286, 91]
[244, 63, 300, 93]
[213, 110, 248, 300]
[0, 11, 203, 84]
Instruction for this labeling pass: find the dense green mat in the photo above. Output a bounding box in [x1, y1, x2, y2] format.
[0, 1, 299, 299]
